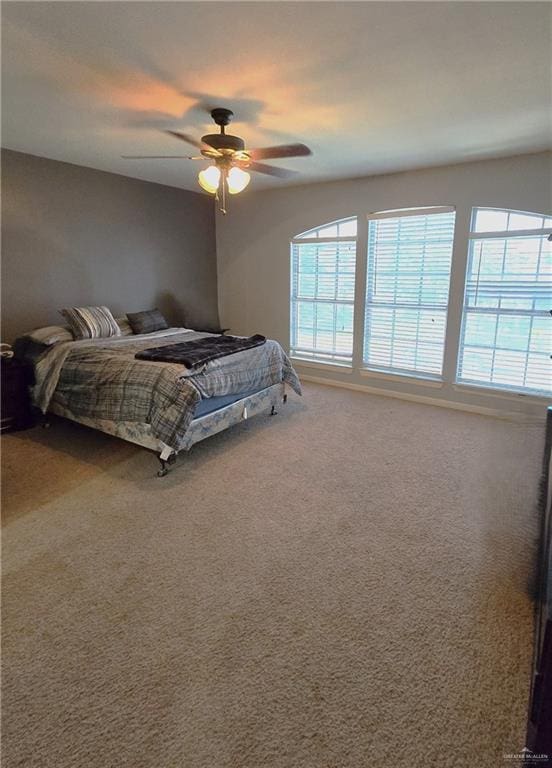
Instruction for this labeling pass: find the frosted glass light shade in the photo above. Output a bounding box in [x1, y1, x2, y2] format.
[227, 166, 251, 194]
[198, 165, 221, 194]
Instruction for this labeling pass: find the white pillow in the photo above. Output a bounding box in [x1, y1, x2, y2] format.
[27, 325, 74, 345]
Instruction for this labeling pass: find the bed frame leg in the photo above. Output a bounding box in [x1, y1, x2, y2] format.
[157, 451, 176, 477]
[271, 392, 287, 416]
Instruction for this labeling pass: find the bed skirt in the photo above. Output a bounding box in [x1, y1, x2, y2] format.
[48, 382, 286, 459]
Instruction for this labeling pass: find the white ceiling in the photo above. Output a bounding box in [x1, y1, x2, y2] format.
[2, 1, 551, 192]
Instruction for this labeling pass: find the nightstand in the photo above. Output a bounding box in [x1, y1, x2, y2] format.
[0, 358, 35, 433]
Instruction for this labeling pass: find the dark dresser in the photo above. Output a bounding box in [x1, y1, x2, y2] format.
[526, 406, 552, 758]
[0, 357, 34, 433]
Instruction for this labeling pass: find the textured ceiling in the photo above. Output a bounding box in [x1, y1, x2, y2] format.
[2, 1, 551, 192]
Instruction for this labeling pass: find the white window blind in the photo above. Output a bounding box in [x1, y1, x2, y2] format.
[290, 218, 357, 363]
[457, 208, 552, 395]
[363, 207, 456, 377]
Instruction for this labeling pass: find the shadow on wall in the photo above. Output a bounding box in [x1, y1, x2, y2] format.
[154, 291, 186, 328]
[154, 290, 220, 331]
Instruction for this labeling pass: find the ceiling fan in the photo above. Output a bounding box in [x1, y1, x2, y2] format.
[122, 107, 312, 213]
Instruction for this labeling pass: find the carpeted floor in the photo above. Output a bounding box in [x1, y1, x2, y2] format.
[1, 382, 546, 767]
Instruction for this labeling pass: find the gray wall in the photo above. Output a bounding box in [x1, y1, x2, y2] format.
[1, 149, 219, 341]
[216, 151, 552, 416]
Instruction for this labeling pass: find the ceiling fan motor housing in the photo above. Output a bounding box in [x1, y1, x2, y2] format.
[201, 133, 245, 154]
[201, 107, 245, 155]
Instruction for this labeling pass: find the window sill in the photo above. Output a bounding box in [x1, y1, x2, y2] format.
[291, 357, 353, 374]
[360, 368, 444, 388]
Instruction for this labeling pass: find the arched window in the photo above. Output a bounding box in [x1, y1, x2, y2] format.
[457, 208, 552, 394]
[290, 218, 357, 363]
[295, 218, 358, 240]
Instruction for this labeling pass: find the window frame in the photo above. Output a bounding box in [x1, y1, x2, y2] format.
[455, 207, 552, 396]
[361, 205, 457, 381]
[290, 217, 358, 366]
[288, 206, 552, 403]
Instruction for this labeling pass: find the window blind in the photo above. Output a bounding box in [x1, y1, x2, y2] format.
[457, 209, 552, 395]
[290, 222, 357, 363]
[363, 208, 456, 377]
[295, 218, 358, 239]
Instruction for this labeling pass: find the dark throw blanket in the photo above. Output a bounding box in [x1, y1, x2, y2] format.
[135, 334, 267, 369]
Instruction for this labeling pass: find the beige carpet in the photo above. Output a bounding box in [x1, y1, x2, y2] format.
[1, 382, 545, 768]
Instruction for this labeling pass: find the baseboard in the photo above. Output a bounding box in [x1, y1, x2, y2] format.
[299, 373, 544, 422]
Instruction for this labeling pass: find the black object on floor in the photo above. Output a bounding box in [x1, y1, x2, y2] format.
[526, 406, 552, 760]
[1, 358, 35, 433]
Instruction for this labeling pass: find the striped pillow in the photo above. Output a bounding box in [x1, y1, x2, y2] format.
[60, 306, 121, 340]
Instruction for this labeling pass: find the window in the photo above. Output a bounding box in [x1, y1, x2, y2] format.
[290, 218, 357, 364]
[363, 207, 456, 378]
[457, 208, 552, 395]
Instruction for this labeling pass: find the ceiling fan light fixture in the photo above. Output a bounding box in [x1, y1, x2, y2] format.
[198, 165, 221, 194]
[123, 108, 312, 211]
[227, 166, 251, 195]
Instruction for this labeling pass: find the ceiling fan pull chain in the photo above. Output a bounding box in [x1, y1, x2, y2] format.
[221, 169, 227, 215]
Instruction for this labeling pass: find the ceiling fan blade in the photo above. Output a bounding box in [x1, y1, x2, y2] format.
[165, 130, 220, 154]
[246, 143, 312, 160]
[121, 155, 201, 160]
[244, 160, 298, 178]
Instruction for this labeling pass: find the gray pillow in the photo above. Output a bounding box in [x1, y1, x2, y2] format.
[126, 309, 168, 335]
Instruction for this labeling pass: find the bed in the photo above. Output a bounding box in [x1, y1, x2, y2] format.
[27, 327, 302, 476]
